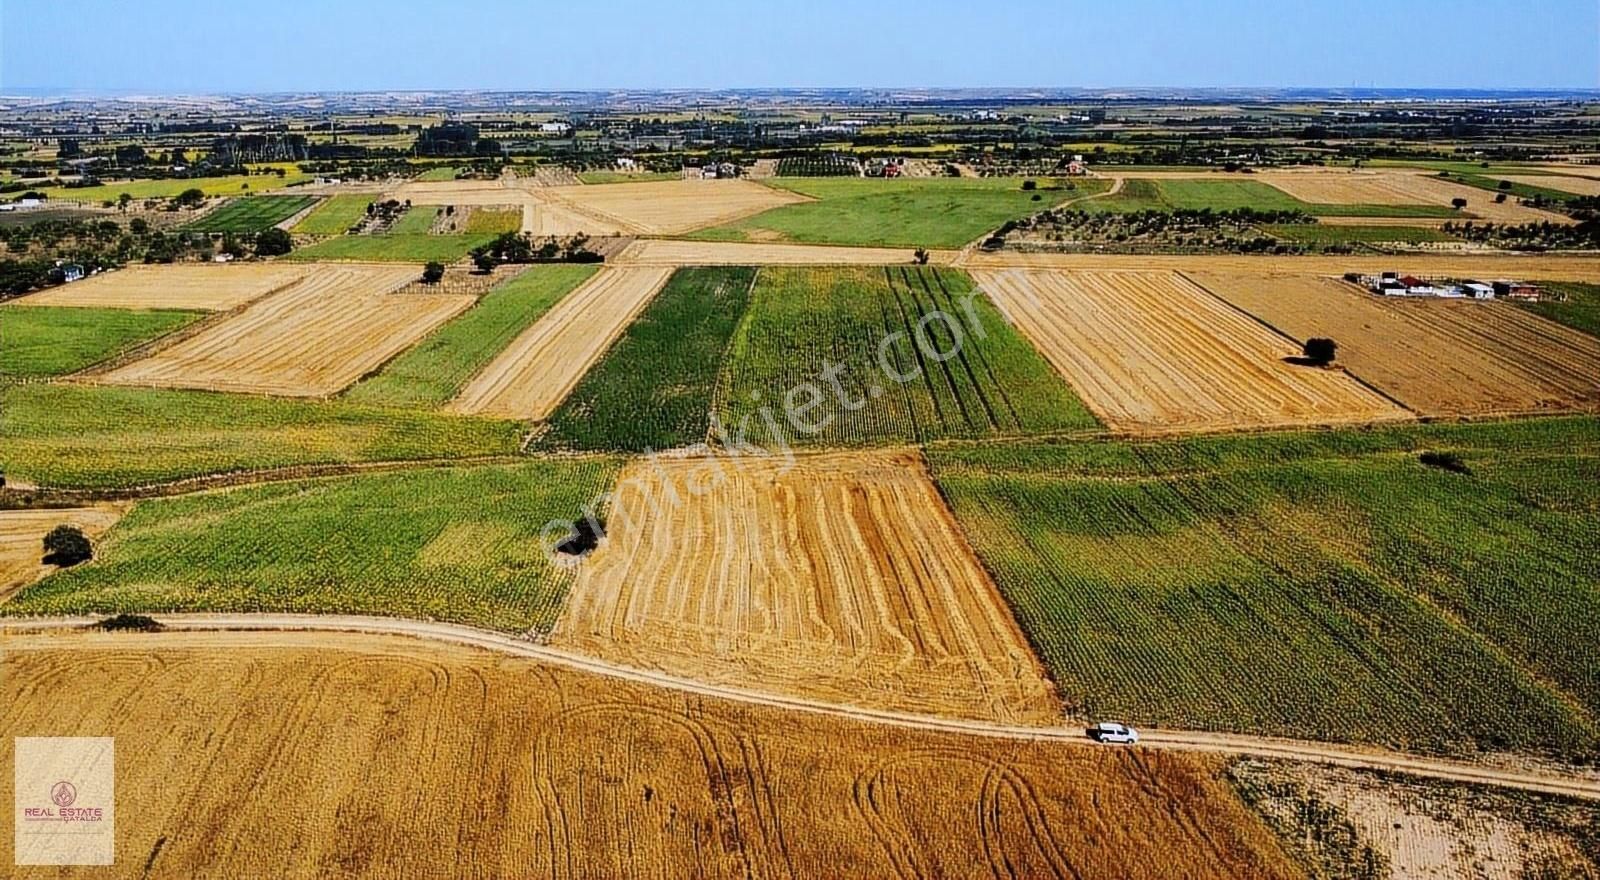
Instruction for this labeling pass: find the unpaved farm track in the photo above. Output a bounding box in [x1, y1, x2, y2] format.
[613, 239, 953, 266]
[100, 264, 471, 397]
[449, 266, 671, 420]
[961, 251, 1600, 281]
[4, 614, 1595, 802]
[0, 624, 1301, 879]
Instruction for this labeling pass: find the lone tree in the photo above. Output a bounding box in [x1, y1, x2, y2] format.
[1451, 197, 1469, 210]
[422, 261, 446, 284]
[42, 525, 93, 567]
[173, 187, 206, 209]
[1303, 337, 1338, 366]
[913, 248, 930, 265]
[255, 227, 292, 256]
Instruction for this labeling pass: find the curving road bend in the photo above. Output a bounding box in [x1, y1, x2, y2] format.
[4, 612, 1597, 802]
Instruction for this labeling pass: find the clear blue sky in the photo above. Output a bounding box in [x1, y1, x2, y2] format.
[3, 0, 1597, 93]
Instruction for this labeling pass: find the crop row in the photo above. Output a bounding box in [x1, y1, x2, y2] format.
[928, 420, 1600, 760]
[183, 194, 319, 233]
[5, 458, 621, 634]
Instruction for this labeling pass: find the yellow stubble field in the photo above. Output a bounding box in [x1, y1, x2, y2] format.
[448, 266, 671, 420]
[550, 450, 1061, 725]
[975, 269, 1409, 433]
[99, 265, 473, 397]
[0, 629, 1304, 879]
[9, 263, 311, 311]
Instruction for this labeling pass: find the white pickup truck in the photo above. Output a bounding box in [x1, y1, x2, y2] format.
[1087, 722, 1140, 744]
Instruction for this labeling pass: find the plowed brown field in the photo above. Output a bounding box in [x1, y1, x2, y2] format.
[101, 265, 472, 397]
[961, 252, 1600, 281]
[551, 450, 1060, 725]
[0, 629, 1303, 879]
[975, 269, 1408, 433]
[0, 506, 125, 600]
[1195, 273, 1600, 416]
[9, 264, 310, 311]
[449, 266, 670, 419]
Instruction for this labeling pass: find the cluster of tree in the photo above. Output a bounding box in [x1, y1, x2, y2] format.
[984, 206, 1326, 255]
[0, 216, 291, 299]
[1443, 218, 1600, 251]
[469, 232, 602, 272]
[415, 123, 503, 158]
[210, 133, 310, 164]
[1033, 206, 1314, 231]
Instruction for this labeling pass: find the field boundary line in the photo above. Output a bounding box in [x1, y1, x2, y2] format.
[4, 613, 1597, 801]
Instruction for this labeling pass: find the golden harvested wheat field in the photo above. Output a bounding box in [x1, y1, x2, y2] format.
[1195, 272, 1600, 416]
[551, 451, 1059, 725]
[387, 178, 804, 236]
[449, 266, 671, 419]
[390, 178, 530, 205]
[0, 630, 1301, 880]
[975, 268, 1408, 432]
[0, 507, 125, 601]
[7, 263, 310, 311]
[99, 265, 472, 397]
[539, 179, 808, 235]
[1257, 170, 1572, 223]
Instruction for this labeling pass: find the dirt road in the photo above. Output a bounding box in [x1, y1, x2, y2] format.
[6, 613, 1595, 801]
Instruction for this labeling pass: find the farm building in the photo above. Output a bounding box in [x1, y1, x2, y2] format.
[1494, 281, 1543, 302]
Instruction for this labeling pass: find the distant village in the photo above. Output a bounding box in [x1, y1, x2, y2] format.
[1348, 271, 1547, 302]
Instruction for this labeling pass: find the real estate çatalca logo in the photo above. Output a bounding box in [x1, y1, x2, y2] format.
[23, 780, 102, 822]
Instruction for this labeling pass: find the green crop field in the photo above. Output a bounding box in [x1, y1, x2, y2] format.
[416, 166, 461, 181]
[541, 266, 756, 452]
[0, 383, 522, 490]
[689, 178, 1108, 248]
[346, 265, 599, 409]
[717, 266, 1097, 448]
[291, 193, 374, 234]
[182, 195, 319, 233]
[1517, 282, 1600, 339]
[5, 458, 620, 633]
[287, 233, 495, 263]
[386, 206, 441, 234]
[1081, 178, 1462, 218]
[929, 417, 1600, 759]
[1263, 224, 1459, 244]
[0, 305, 200, 378]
